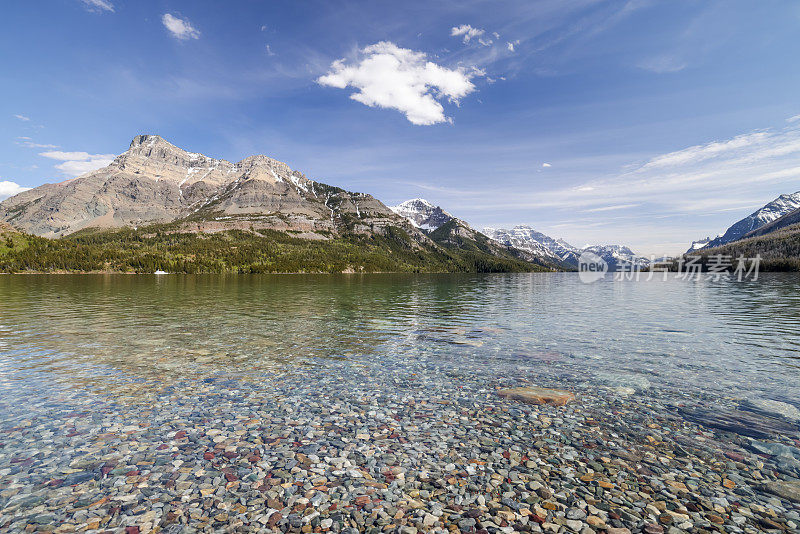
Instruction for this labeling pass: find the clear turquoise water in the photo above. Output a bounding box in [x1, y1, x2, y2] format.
[1, 272, 799, 410]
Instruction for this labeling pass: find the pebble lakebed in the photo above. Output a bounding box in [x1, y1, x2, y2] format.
[2, 338, 800, 534]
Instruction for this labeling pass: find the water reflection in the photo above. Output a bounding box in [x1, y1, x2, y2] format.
[1, 273, 800, 407]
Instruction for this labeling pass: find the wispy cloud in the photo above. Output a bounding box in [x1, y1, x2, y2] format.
[13, 114, 30, 121]
[636, 54, 686, 73]
[788, 114, 800, 123]
[0, 180, 31, 200]
[464, 123, 800, 216]
[584, 203, 640, 213]
[317, 41, 477, 125]
[39, 150, 115, 177]
[16, 137, 58, 149]
[450, 24, 493, 46]
[79, 0, 114, 13]
[162, 13, 201, 41]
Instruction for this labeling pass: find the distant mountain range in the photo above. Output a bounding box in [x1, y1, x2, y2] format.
[482, 226, 578, 265]
[481, 226, 649, 270]
[15, 133, 776, 273]
[0, 135, 553, 273]
[388, 198, 560, 269]
[387, 199, 650, 270]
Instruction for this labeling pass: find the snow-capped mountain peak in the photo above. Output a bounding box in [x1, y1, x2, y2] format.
[483, 225, 579, 264]
[484, 225, 649, 269]
[390, 198, 455, 231]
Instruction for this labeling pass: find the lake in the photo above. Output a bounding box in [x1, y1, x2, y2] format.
[1, 273, 800, 531]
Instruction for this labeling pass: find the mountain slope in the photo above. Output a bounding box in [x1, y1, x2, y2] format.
[428, 219, 557, 269]
[0, 135, 414, 241]
[390, 200, 560, 269]
[685, 229, 800, 271]
[0, 136, 549, 273]
[743, 206, 800, 239]
[688, 192, 800, 252]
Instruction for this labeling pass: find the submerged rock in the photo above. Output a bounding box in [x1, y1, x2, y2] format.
[740, 398, 800, 422]
[497, 386, 575, 406]
[761, 480, 800, 503]
[678, 406, 799, 439]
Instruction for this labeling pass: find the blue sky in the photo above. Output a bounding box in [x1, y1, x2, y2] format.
[2, 0, 800, 254]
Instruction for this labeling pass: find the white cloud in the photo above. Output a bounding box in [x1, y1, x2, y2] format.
[445, 121, 800, 254]
[16, 137, 58, 149]
[14, 114, 30, 121]
[542, 162, 551, 168]
[640, 131, 770, 169]
[584, 203, 640, 213]
[507, 42, 515, 52]
[0, 181, 31, 200]
[637, 54, 687, 73]
[317, 41, 477, 125]
[473, 125, 800, 215]
[80, 0, 114, 13]
[162, 13, 200, 41]
[788, 114, 800, 123]
[39, 150, 116, 177]
[450, 25, 487, 45]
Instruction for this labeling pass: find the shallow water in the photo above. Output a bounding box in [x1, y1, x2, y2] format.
[3, 272, 800, 531]
[2, 272, 800, 408]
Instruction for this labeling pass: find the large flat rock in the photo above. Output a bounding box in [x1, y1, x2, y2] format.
[497, 387, 575, 406]
[761, 480, 800, 503]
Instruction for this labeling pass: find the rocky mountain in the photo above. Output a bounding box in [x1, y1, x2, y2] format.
[1, 135, 426, 241]
[685, 203, 800, 270]
[387, 199, 560, 269]
[483, 225, 650, 270]
[0, 136, 555, 273]
[688, 192, 800, 252]
[685, 224, 800, 271]
[743, 206, 800, 240]
[688, 237, 715, 252]
[390, 198, 455, 231]
[582, 244, 650, 271]
[483, 226, 579, 265]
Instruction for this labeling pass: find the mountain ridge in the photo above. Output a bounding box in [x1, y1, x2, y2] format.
[687, 192, 800, 252]
[0, 136, 552, 273]
[483, 224, 649, 270]
[0, 135, 423, 241]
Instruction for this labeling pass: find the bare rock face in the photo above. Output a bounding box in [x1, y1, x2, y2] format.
[0, 135, 420, 240]
[497, 386, 576, 406]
